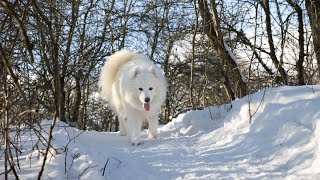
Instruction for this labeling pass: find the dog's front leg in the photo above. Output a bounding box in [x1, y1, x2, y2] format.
[126, 110, 143, 145]
[147, 114, 158, 139]
[118, 115, 127, 136]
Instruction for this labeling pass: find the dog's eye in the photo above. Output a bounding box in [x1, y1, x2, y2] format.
[139, 88, 143, 91]
[149, 87, 153, 91]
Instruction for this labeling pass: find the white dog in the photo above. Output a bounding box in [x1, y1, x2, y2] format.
[99, 50, 167, 145]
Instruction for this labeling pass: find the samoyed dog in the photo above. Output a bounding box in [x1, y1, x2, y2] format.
[99, 50, 167, 145]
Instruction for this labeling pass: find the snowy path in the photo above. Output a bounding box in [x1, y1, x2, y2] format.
[1, 85, 320, 179]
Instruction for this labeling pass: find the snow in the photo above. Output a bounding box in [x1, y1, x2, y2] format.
[1, 85, 320, 179]
[224, 41, 246, 82]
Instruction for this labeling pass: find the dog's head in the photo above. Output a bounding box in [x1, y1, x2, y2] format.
[130, 66, 163, 112]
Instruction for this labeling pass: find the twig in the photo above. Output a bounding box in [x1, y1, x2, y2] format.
[247, 88, 267, 124]
[0, 43, 28, 102]
[12, 109, 38, 125]
[208, 106, 214, 120]
[62, 126, 84, 176]
[66, 152, 80, 178]
[7, 147, 20, 179]
[111, 157, 122, 168]
[64, 147, 68, 175]
[37, 114, 58, 180]
[100, 157, 123, 176]
[65, 130, 85, 148]
[250, 88, 267, 118]
[0, 0, 35, 62]
[102, 158, 110, 176]
[31, 126, 58, 156]
[0, 167, 12, 176]
[9, 140, 22, 154]
[78, 161, 97, 179]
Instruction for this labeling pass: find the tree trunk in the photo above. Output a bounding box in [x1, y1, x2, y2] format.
[221, 69, 236, 101]
[306, 0, 320, 80]
[260, 0, 290, 85]
[59, 76, 66, 122]
[2, 62, 9, 180]
[190, 0, 199, 109]
[197, 0, 248, 98]
[163, 38, 174, 123]
[72, 76, 81, 124]
[286, 0, 305, 85]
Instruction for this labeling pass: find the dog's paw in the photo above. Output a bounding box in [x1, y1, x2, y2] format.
[148, 134, 157, 140]
[131, 137, 141, 146]
[131, 141, 141, 146]
[119, 131, 127, 136]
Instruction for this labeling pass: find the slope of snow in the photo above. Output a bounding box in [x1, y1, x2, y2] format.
[1, 85, 320, 179]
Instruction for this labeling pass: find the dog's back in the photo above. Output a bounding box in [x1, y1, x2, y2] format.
[99, 50, 141, 100]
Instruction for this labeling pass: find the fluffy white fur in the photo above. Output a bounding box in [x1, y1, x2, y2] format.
[99, 50, 167, 145]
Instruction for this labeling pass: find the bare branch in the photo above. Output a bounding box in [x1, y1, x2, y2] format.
[0, 0, 34, 63]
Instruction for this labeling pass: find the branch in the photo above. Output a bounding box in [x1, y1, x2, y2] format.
[0, 0, 34, 62]
[11, 109, 38, 125]
[78, 161, 97, 179]
[0, 43, 28, 102]
[260, 0, 289, 85]
[222, 23, 274, 76]
[37, 114, 58, 180]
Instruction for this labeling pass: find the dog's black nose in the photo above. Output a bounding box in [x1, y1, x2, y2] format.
[145, 97, 150, 102]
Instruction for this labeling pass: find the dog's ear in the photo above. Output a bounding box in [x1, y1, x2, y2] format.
[131, 67, 141, 78]
[150, 66, 158, 78]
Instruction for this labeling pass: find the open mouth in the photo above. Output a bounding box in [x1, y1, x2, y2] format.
[144, 103, 150, 111]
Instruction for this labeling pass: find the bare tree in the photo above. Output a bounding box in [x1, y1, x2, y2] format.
[197, 0, 248, 99]
[286, 0, 305, 85]
[306, 0, 320, 80]
[260, 0, 290, 85]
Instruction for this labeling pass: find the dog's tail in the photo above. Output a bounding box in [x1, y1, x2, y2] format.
[99, 50, 140, 100]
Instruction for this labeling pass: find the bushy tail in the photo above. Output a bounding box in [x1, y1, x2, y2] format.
[99, 50, 139, 100]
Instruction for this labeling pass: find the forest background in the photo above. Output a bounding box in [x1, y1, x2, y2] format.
[1, 0, 320, 141]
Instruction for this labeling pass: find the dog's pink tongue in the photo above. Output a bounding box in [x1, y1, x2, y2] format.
[144, 103, 150, 111]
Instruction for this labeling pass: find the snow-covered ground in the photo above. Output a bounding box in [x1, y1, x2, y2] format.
[1, 85, 320, 179]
